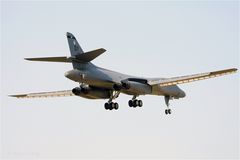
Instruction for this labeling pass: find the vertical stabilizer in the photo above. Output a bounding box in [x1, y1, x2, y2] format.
[66, 32, 84, 69]
[66, 32, 84, 56]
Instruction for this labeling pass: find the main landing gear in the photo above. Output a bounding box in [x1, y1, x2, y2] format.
[128, 95, 143, 108]
[104, 102, 119, 110]
[164, 95, 172, 115]
[104, 94, 143, 110]
[104, 90, 120, 111]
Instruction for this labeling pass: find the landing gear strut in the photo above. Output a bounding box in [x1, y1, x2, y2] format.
[104, 90, 120, 111]
[164, 95, 172, 115]
[128, 95, 143, 108]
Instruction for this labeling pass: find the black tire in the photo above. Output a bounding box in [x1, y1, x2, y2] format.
[165, 109, 168, 115]
[168, 109, 171, 114]
[104, 103, 109, 110]
[138, 100, 143, 107]
[128, 100, 133, 107]
[109, 102, 115, 110]
[133, 100, 138, 107]
[114, 103, 119, 110]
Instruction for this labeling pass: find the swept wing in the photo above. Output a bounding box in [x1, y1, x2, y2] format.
[148, 68, 237, 87]
[10, 90, 73, 98]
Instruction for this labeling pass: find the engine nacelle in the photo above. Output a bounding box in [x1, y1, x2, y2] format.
[115, 80, 151, 94]
[72, 87, 82, 95]
[113, 83, 122, 91]
[113, 81, 131, 91]
[72, 86, 89, 95]
[72, 86, 110, 99]
[121, 81, 130, 89]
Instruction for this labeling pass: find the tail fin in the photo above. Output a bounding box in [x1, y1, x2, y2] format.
[66, 32, 85, 69]
[24, 33, 106, 69]
[66, 32, 84, 56]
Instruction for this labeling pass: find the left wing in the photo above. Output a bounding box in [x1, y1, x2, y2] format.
[148, 68, 237, 87]
[9, 90, 74, 98]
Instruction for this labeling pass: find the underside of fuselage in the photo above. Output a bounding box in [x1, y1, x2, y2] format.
[64, 64, 186, 99]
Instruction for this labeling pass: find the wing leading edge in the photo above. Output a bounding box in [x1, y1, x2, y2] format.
[148, 68, 237, 87]
[9, 90, 74, 98]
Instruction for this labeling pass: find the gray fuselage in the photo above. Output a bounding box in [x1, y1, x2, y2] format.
[64, 63, 186, 99]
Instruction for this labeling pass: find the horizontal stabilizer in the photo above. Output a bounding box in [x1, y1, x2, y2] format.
[25, 57, 71, 62]
[75, 48, 106, 62]
[25, 48, 106, 63]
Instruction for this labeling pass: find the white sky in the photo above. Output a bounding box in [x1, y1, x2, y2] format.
[1, 1, 239, 159]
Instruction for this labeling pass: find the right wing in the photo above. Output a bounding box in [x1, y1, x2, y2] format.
[148, 68, 237, 87]
[9, 90, 74, 98]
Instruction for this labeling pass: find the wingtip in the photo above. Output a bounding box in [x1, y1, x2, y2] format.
[229, 68, 238, 73]
[100, 48, 107, 52]
[24, 58, 36, 61]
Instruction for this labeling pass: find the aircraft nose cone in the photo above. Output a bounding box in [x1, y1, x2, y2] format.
[181, 91, 186, 98]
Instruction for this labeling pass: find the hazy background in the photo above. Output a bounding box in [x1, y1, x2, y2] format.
[1, 1, 239, 159]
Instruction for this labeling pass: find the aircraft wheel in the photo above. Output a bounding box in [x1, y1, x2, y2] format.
[132, 100, 137, 107]
[128, 100, 133, 107]
[104, 103, 109, 110]
[109, 102, 115, 110]
[133, 100, 138, 107]
[165, 109, 168, 115]
[114, 103, 119, 110]
[168, 109, 171, 114]
[165, 109, 171, 114]
[138, 100, 143, 107]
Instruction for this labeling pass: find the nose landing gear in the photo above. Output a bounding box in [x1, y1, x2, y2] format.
[164, 95, 172, 115]
[165, 108, 172, 115]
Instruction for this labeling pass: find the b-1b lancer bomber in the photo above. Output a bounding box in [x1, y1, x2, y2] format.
[10, 32, 238, 114]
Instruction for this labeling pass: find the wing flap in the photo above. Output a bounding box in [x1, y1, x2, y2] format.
[148, 68, 237, 87]
[9, 90, 74, 98]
